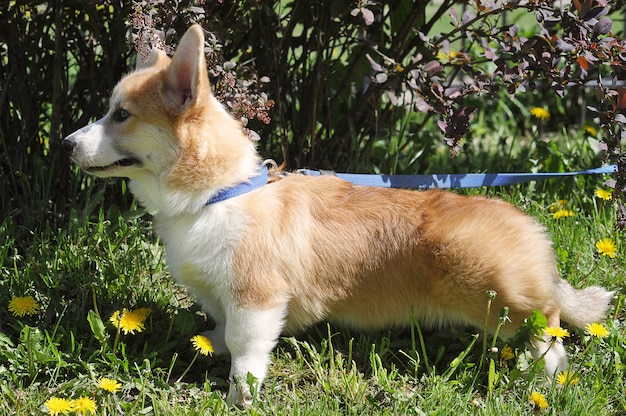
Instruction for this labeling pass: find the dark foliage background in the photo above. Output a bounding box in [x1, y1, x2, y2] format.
[2, 0, 626, 230]
[1, 0, 133, 229]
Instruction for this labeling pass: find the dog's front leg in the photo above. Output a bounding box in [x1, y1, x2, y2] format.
[202, 323, 228, 355]
[224, 303, 287, 407]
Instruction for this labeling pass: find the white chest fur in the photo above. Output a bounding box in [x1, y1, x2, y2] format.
[153, 202, 247, 323]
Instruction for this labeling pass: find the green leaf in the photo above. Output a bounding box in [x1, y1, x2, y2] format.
[172, 309, 196, 336]
[87, 310, 107, 343]
[513, 310, 548, 345]
[20, 325, 43, 347]
[527, 310, 548, 334]
[0, 331, 15, 349]
[556, 247, 569, 264]
[487, 358, 496, 397]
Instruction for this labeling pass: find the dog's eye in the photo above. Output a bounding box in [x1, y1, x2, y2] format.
[112, 108, 130, 122]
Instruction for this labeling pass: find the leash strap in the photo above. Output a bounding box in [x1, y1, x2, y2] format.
[206, 165, 269, 205]
[205, 164, 616, 204]
[299, 165, 617, 189]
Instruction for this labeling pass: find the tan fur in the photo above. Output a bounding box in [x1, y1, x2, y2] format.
[233, 176, 560, 336]
[63, 24, 613, 406]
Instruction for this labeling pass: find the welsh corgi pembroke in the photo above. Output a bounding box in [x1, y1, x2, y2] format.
[62, 24, 613, 406]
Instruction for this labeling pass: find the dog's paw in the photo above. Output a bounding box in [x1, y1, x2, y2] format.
[201, 327, 228, 355]
[227, 376, 254, 408]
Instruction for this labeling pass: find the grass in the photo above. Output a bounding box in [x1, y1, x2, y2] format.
[1, 117, 625, 415]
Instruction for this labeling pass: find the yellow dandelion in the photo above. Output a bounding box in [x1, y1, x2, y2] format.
[109, 307, 151, 335]
[71, 397, 97, 415]
[8, 295, 40, 317]
[97, 377, 122, 393]
[556, 371, 579, 386]
[500, 345, 515, 361]
[191, 335, 214, 356]
[43, 397, 73, 415]
[549, 199, 569, 213]
[583, 125, 598, 136]
[553, 209, 575, 219]
[544, 326, 570, 343]
[585, 322, 610, 338]
[530, 107, 551, 120]
[529, 391, 549, 409]
[177, 335, 216, 383]
[549, 199, 569, 212]
[596, 238, 617, 259]
[594, 189, 613, 201]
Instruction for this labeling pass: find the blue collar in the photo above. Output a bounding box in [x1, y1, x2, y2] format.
[205, 166, 269, 205]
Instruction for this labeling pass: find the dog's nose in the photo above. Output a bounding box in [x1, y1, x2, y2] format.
[61, 138, 76, 154]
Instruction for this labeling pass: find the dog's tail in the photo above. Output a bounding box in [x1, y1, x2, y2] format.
[556, 279, 613, 328]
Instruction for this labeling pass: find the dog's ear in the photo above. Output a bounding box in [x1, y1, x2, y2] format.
[162, 24, 208, 115]
[136, 48, 169, 71]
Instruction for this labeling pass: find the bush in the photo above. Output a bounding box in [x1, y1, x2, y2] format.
[1, 0, 625, 228]
[1, 1, 133, 231]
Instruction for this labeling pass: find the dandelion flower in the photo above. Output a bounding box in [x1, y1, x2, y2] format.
[109, 307, 151, 334]
[43, 397, 73, 415]
[529, 391, 549, 409]
[583, 125, 598, 136]
[585, 322, 610, 338]
[549, 199, 569, 212]
[553, 209, 575, 219]
[544, 326, 570, 343]
[177, 335, 216, 383]
[98, 377, 122, 393]
[596, 238, 617, 259]
[191, 335, 214, 356]
[530, 107, 550, 120]
[500, 345, 515, 361]
[71, 397, 97, 415]
[556, 371, 579, 386]
[8, 295, 40, 317]
[594, 189, 612, 201]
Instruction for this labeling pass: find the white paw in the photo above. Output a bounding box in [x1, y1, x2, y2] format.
[227, 375, 254, 407]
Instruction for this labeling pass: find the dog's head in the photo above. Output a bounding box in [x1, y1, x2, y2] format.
[62, 25, 259, 207]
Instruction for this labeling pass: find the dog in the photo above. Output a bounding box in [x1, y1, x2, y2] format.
[62, 24, 613, 406]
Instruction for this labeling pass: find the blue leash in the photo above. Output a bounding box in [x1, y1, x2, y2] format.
[299, 165, 617, 189]
[205, 164, 617, 204]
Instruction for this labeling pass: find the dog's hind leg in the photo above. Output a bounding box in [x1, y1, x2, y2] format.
[528, 310, 569, 377]
[225, 303, 287, 407]
[529, 336, 568, 377]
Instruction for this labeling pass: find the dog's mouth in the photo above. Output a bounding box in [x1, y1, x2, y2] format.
[82, 157, 141, 173]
